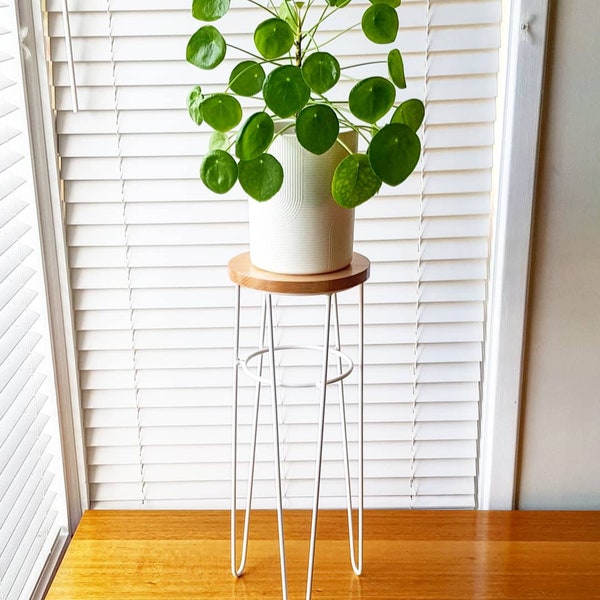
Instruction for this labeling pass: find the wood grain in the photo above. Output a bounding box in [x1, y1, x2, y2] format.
[227, 252, 370, 295]
[46, 510, 600, 599]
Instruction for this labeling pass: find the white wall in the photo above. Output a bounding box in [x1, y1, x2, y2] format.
[517, 0, 600, 508]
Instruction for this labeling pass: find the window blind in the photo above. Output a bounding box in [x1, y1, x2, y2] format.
[0, 1, 69, 598]
[46, 0, 501, 510]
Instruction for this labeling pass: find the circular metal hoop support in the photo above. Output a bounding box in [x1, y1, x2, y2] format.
[241, 345, 354, 388]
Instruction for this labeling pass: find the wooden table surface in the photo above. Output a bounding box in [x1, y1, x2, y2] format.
[46, 509, 600, 599]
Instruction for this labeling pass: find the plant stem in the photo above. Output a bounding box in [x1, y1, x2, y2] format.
[341, 60, 387, 70]
[246, 0, 278, 17]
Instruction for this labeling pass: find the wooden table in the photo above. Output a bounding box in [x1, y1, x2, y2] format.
[46, 509, 600, 599]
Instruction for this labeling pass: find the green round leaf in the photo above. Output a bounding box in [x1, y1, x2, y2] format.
[229, 61, 265, 96]
[254, 18, 294, 59]
[200, 150, 238, 194]
[301, 52, 340, 94]
[361, 3, 399, 44]
[263, 65, 311, 118]
[296, 105, 339, 155]
[236, 112, 274, 161]
[186, 26, 226, 70]
[239, 154, 283, 201]
[369, 0, 401, 7]
[349, 77, 396, 123]
[192, 0, 230, 21]
[368, 123, 421, 186]
[208, 131, 229, 151]
[187, 85, 204, 125]
[332, 153, 382, 208]
[391, 98, 425, 132]
[388, 49, 406, 88]
[201, 94, 242, 132]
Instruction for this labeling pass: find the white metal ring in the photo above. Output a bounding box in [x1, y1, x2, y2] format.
[241, 345, 354, 388]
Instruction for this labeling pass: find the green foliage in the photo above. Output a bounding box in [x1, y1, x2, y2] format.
[388, 49, 406, 89]
[186, 26, 226, 69]
[263, 65, 311, 118]
[229, 61, 265, 96]
[236, 112, 274, 160]
[361, 4, 399, 44]
[302, 52, 340, 94]
[296, 104, 339, 155]
[186, 0, 424, 206]
[238, 154, 284, 201]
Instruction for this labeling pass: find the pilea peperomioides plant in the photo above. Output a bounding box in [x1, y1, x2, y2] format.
[186, 0, 425, 208]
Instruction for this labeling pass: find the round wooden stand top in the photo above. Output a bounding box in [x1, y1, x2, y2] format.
[228, 252, 370, 295]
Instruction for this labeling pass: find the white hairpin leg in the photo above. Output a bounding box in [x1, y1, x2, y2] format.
[305, 293, 333, 600]
[332, 290, 363, 575]
[266, 293, 289, 600]
[232, 285, 364, 600]
[232, 290, 267, 577]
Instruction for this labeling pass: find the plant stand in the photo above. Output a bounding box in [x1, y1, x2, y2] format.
[228, 252, 370, 600]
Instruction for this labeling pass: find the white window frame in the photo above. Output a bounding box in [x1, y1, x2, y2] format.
[16, 0, 88, 532]
[478, 0, 550, 509]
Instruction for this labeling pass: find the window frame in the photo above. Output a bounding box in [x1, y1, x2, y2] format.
[478, 0, 551, 509]
[17, 0, 88, 530]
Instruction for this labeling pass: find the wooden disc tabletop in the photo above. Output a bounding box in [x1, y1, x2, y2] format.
[228, 252, 370, 295]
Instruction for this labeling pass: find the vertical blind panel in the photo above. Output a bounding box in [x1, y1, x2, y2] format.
[0, 2, 68, 598]
[47, 0, 501, 509]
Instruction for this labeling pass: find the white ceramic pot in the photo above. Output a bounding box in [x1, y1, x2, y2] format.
[248, 128, 358, 275]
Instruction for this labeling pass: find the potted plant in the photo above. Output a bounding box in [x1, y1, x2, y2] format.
[186, 0, 424, 273]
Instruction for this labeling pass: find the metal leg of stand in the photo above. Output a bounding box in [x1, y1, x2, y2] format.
[305, 293, 333, 600]
[231, 290, 267, 577]
[332, 290, 363, 575]
[265, 293, 289, 600]
[233, 286, 363, 600]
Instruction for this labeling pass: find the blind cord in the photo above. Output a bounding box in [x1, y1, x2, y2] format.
[106, 0, 146, 507]
[409, 0, 431, 509]
[60, 0, 78, 112]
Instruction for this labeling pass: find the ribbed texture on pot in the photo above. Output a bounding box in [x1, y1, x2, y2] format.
[248, 129, 357, 275]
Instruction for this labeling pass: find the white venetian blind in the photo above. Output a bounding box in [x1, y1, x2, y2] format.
[46, 0, 501, 509]
[0, 1, 69, 598]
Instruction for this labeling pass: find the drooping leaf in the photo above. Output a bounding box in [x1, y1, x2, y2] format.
[200, 149, 238, 194]
[391, 98, 425, 132]
[208, 131, 229, 151]
[239, 154, 284, 201]
[229, 61, 265, 96]
[192, 0, 230, 21]
[186, 25, 226, 70]
[369, 0, 401, 7]
[388, 48, 406, 88]
[254, 18, 294, 59]
[236, 112, 274, 161]
[201, 94, 242, 132]
[361, 3, 399, 44]
[326, 0, 351, 6]
[368, 122, 420, 186]
[332, 153, 382, 208]
[277, 1, 298, 29]
[263, 65, 311, 118]
[187, 85, 204, 125]
[349, 76, 395, 123]
[296, 104, 339, 155]
[301, 52, 340, 94]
